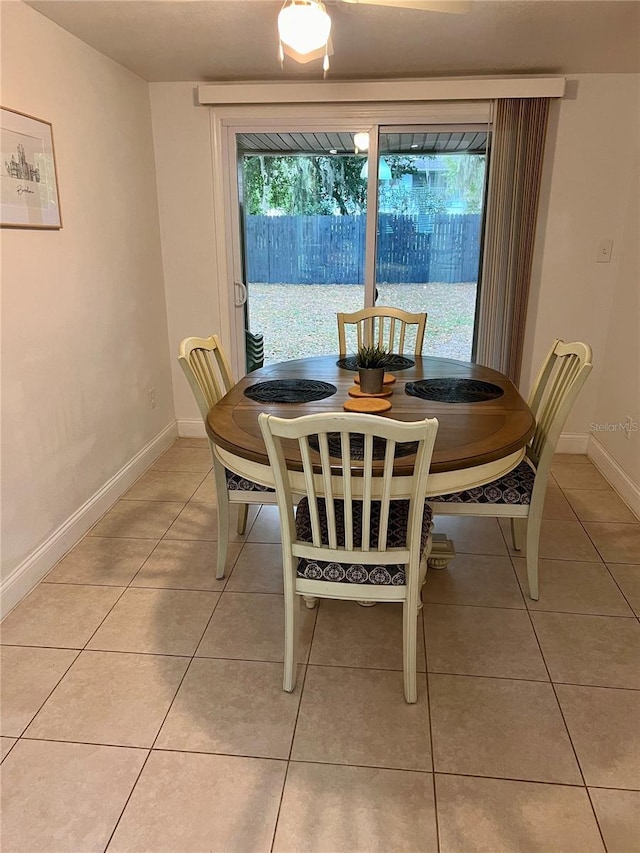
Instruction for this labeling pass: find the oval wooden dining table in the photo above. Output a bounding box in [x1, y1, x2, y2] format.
[206, 354, 536, 569]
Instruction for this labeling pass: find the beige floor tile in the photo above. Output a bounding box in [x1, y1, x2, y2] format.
[436, 774, 604, 853]
[87, 587, 219, 655]
[556, 684, 640, 789]
[584, 522, 640, 564]
[156, 658, 301, 759]
[542, 487, 578, 520]
[174, 437, 209, 449]
[196, 592, 315, 663]
[551, 463, 612, 490]
[1, 738, 17, 761]
[109, 750, 285, 853]
[589, 788, 640, 852]
[0, 583, 122, 648]
[501, 518, 602, 562]
[90, 499, 184, 539]
[431, 516, 508, 555]
[226, 543, 285, 594]
[0, 646, 78, 736]
[425, 553, 525, 609]
[25, 650, 188, 748]
[292, 666, 431, 771]
[424, 603, 548, 681]
[247, 505, 282, 543]
[0, 739, 145, 852]
[310, 599, 426, 671]
[130, 539, 241, 591]
[552, 454, 592, 465]
[513, 558, 634, 616]
[531, 611, 640, 688]
[190, 475, 217, 503]
[564, 489, 638, 523]
[163, 501, 255, 542]
[46, 537, 157, 586]
[124, 469, 206, 502]
[151, 446, 212, 473]
[607, 563, 640, 615]
[429, 674, 581, 783]
[273, 762, 437, 853]
[538, 519, 603, 561]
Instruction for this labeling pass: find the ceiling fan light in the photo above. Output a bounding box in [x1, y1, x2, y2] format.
[278, 0, 332, 56]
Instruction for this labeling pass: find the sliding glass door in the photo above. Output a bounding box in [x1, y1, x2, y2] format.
[235, 131, 369, 365]
[374, 127, 488, 361]
[224, 110, 490, 372]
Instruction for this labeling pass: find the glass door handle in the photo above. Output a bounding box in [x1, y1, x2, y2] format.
[234, 281, 248, 307]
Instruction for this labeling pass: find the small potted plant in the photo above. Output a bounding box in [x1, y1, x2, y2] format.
[355, 344, 392, 395]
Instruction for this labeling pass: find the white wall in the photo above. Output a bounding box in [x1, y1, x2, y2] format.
[1, 2, 175, 600]
[522, 74, 640, 449]
[148, 83, 223, 431]
[589, 143, 640, 494]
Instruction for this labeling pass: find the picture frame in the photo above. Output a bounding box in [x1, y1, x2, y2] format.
[1, 107, 62, 229]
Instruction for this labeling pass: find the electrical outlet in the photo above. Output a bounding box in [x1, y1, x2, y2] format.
[148, 387, 156, 409]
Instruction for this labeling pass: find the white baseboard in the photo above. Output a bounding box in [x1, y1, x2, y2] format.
[555, 432, 590, 454]
[0, 422, 178, 620]
[587, 436, 640, 520]
[177, 418, 207, 438]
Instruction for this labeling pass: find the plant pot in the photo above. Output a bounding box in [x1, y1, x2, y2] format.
[358, 367, 385, 395]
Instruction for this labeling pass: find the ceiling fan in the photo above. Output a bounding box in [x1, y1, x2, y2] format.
[278, 0, 471, 73]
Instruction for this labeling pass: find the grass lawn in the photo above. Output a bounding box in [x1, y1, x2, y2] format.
[247, 282, 477, 364]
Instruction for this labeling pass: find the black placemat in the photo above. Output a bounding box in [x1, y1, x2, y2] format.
[309, 433, 419, 461]
[336, 355, 415, 372]
[244, 379, 337, 404]
[405, 378, 504, 403]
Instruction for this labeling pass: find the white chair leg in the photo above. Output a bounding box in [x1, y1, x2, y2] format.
[283, 592, 300, 693]
[237, 503, 249, 535]
[402, 598, 418, 704]
[511, 517, 525, 551]
[417, 549, 429, 612]
[302, 595, 319, 609]
[525, 516, 540, 601]
[212, 458, 230, 579]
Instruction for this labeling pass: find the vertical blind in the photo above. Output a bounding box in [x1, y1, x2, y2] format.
[475, 98, 550, 383]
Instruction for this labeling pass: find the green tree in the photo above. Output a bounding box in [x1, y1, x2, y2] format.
[242, 152, 485, 216]
[441, 154, 486, 214]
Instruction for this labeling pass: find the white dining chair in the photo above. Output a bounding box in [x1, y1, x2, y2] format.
[259, 411, 439, 703]
[428, 339, 593, 600]
[337, 307, 427, 357]
[178, 334, 277, 577]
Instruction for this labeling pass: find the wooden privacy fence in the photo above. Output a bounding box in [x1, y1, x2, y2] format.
[245, 213, 481, 284]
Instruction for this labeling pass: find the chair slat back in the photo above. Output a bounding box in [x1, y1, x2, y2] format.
[337, 308, 427, 357]
[178, 334, 235, 423]
[527, 340, 593, 470]
[259, 412, 438, 569]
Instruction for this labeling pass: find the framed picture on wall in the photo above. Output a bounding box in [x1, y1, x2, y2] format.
[1, 107, 62, 229]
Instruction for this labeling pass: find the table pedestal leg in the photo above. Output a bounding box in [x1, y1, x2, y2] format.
[427, 533, 456, 570]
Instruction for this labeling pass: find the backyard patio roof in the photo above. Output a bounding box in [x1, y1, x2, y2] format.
[236, 130, 488, 156]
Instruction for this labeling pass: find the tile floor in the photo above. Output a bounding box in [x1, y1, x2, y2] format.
[1, 439, 639, 852]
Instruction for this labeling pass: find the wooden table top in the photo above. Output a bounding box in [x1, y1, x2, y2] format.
[206, 354, 535, 476]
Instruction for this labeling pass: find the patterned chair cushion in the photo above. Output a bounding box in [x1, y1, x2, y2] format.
[225, 469, 275, 493]
[429, 460, 536, 505]
[295, 498, 433, 586]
